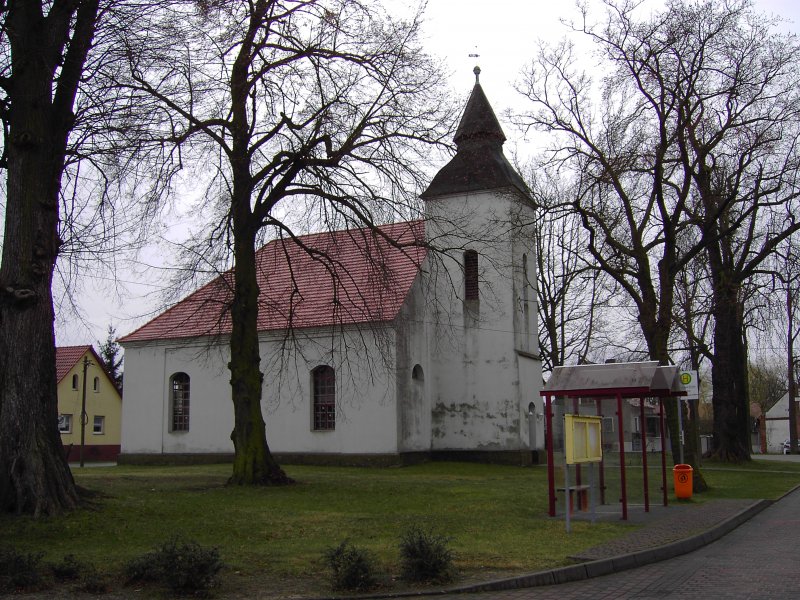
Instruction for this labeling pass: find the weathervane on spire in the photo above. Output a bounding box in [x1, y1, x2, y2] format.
[469, 47, 480, 83]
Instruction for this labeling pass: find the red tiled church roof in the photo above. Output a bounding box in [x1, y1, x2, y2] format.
[55, 345, 93, 383]
[121, 220, 427, 343]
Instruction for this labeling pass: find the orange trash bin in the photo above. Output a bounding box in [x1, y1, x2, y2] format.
[673, 464, 693, 499]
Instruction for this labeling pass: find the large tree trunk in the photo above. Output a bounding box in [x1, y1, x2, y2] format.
[227, 197, 292, 486]
[701, 192, 751, 462]
[708, 280, 751, 461]
[0, 0, 97, 514]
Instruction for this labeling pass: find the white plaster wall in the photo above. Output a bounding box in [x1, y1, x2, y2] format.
[124, 326, 399, 456]
[260, 325, 399, 454]
[121, 340, 234, 454]
[120, 344, 164, 454]
[518, 354, 544, 449]
[423, 188, 542, 451]
[394, 275, 433, 452]
[512, 220, 544, 449]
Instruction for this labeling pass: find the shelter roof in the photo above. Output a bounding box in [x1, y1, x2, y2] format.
[541, 362, 684, 398]
[120, 220, 426, 344]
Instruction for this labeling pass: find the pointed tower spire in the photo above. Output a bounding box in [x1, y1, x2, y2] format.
[453, 72, 506, 149]
[421, 70, 529, 199]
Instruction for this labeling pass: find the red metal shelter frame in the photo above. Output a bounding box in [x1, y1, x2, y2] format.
[540, 362, 686, 520]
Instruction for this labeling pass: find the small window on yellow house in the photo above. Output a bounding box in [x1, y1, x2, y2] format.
[58, 414, 72, 434]
[71, 374, 79, 390]
[93, 376, 99, 392]
[93, 416, 105, 435]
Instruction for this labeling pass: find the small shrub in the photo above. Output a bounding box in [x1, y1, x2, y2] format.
[398, 526, 454, 583]
[125, 537, 223, 596]
[51, 554, 85, 581]
[0, 547, 45, 590]
[324, 540, 379, 591]
[78, 565, 112, 595]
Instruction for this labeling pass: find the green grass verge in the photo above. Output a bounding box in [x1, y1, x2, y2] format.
[2, 463, 620, 582]
[698, 458, 800, 500]
[1, 459, 798, 594]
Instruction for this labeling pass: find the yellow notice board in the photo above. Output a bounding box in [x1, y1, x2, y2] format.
[564, 415, 603, 464]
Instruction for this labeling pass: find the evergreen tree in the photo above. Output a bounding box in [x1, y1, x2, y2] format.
[99, 325, 123, 390]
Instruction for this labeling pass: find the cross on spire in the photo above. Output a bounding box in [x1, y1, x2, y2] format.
[469, 47, 480, 83]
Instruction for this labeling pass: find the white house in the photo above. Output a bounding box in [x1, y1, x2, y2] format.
[119, 73, 544, 465]
[765, 393, 799, 453]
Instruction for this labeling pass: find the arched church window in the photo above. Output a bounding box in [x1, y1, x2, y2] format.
[170, 372, 190, 432]
[312, 365, 335, 431]
[411, 364, 425, 409]
[464, 250, 479, 301]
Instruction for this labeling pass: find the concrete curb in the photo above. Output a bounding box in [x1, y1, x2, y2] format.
[311, 496, 776, 599]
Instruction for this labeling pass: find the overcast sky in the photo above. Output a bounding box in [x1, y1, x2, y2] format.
[54, 0, 800, 349]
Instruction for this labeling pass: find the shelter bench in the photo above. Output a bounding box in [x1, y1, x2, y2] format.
[557, 484, 590, 512]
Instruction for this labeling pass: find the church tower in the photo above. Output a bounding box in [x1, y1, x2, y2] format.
[420, 68, 543, 463]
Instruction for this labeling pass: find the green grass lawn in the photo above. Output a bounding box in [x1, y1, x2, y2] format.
[698, 458, 800, 500]
[2, 459, 799, 596]
[3, 462, 623, 590]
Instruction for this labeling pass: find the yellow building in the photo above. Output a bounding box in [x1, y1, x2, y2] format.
[56, 345, 123, 462]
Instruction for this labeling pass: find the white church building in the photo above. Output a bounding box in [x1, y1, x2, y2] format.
[119, 74, 544, 465]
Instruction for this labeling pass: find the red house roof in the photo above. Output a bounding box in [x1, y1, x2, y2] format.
[56, 346, 94, 383]
[121, 220, 427, 344]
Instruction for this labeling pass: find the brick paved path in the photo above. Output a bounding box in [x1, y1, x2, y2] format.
[427, 488, 800, 599]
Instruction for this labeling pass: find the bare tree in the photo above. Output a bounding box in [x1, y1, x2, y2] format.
[0, 0, 101, 515]
[669, 0, 800, 461]
[116, 0, 452, 485]
[528, 168, 617, 371]
[515, 0, 800, 467]
[514, 4, 710, 482]
[0, 0, 179, 515]
[672, 249, 713, 462]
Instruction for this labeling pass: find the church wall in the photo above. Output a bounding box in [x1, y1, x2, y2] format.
[518, 354, 544, 449]
[121, 340, 234, 455]
[424, 189, 542, 452]
[394, 274, 433, 452]
[511, 229, 545, 451]
[120, 344, 161, 454]
[260, 325, 399, 454]
[122, 324, 399, 458]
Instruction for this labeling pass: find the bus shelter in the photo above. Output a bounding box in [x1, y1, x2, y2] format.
[540, 362, 686, 520]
